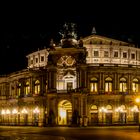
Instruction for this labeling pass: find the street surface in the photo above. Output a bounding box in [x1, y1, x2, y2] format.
[0, 126, 140, 140]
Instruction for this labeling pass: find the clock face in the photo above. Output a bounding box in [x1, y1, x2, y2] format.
[57, 55, 75, 66]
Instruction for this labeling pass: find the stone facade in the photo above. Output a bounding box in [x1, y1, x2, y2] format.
[0, 33, 140, 127]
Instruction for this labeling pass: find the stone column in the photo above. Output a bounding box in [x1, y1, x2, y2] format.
[128, 74, 131, 94]
[77, 65, 87, 92]
[47, 67, 57, 93]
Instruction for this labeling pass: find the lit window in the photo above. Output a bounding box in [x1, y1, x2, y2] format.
[94, 51, 99, 57]
[17, 83, 21, 96]
[105, 77, 112, 93]
[119, 78, 127, 92]
[35, 80, 40, 94]
[90, 77, 98, 93]
[132, 78, 139, 93]
[25, 81, 30, 95]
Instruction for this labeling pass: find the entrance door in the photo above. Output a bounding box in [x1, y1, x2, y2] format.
[58, 100, 72, 125]
[134, 112, 139, 124]
[91, 113, 98, 125]
[119, 113, 126, 124]
[105, 113, 112, 124]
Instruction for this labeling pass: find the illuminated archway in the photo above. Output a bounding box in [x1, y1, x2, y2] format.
[58, 100, 72, 125]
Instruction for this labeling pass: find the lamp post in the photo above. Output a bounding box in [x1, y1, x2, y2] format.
[135, 97, 140, 131]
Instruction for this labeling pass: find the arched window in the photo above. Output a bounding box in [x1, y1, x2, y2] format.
[119, 78, 127, 92]
[17, 83, 21, 96]
[105, 77, 112, 93]
[132, 78, 139, 93]
[90, 77, 98, 93]
[106, 105, 112, 111]
[25, 81, 30, 95]
[35, 80, 40, 94]
[91, 105, 98, 110]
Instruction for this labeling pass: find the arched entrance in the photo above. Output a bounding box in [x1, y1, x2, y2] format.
[90, 105, 98, 125]
[58, 100, 72, 125]
[105, 105, 113, 124]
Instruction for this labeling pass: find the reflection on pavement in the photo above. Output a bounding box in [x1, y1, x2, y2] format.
[0, 135, 77, 140]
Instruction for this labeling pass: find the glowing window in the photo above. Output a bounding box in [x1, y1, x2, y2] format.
[90, 77, 98, 93]
[119, 78, 127, 92]
[17, 83, 21, 96]
[105, 77, 112, 92]
[35, 80, 40, 94]
[132, 78, 139, 93]
[25, 81, 30, 95]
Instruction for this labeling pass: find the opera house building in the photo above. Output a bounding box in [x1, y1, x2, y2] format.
[0, 26, 140, 127]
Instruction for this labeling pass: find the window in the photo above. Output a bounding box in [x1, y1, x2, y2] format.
[17, 83, 21, 96]
[139, 52, 140, 60]
[114, 51, 118, 57]
[105, 77, 112, 93]
[41, 56, 44, 61]
[31, 59, 33, 64]
[94, 51, 99, 57]
[35, 58, 38, 63]
[34, 80, 40, 94]
[104, 51, 109, 57]
[25, 81, 30, 95]
[131, 53, 135, 59]
[11, 85, 15, 97]
[132, 78, 139, 93]
[119, 78, 127, 92]
[123, 52, 127, 58]
[67, 82, 73, 91]
[90, 77, 98, 93]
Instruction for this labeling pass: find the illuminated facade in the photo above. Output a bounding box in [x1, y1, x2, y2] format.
[1, 29, 140, 126]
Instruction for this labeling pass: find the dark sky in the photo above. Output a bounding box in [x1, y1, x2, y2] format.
[0, 1, 139, 75]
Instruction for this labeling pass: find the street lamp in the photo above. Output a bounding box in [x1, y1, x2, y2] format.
[135, 97, 140, 131]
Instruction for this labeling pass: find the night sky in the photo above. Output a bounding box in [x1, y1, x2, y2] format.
[0, 2, 139, 75]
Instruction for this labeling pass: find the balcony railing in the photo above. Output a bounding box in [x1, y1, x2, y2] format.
[57, 89, 76, 93]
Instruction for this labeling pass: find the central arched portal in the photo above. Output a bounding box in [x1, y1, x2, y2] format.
[58, 100, 72, 125]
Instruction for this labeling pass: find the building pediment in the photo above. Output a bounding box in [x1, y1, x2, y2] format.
[82, 35, 130, 46]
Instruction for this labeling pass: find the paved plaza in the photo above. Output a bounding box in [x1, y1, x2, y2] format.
[0, 126, 140, 140]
